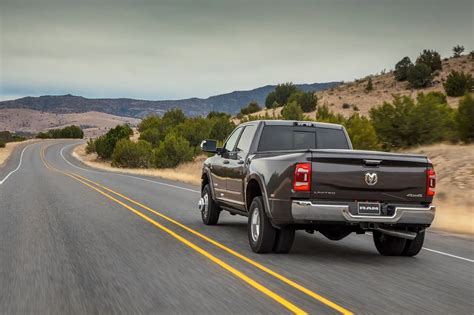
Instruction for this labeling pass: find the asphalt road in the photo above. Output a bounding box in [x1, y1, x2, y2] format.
[1, 140, 473, 314]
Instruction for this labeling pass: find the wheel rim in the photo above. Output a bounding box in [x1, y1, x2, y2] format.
[251, 208, 260, 242]
[202, 193, 209, 219]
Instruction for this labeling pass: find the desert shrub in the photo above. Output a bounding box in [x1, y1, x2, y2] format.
[162, 108, 186, 126]
[456, 94, 474, 143]
[209, 116, 235, 142]
[288, 91, 317, 112]
[207, 111, 230, 119]
[265, 82, 297, 108]
[0, 131, 12, 142]
[342, 103, 351, 109]
[443, 71, 474, 97]
[175, 117, 212, 148]
[407, 63, 433, 88]
[353, 105, 360, 111]
[138, 115, 162, 132]
[365, 78, 374, 92]
[95, 124, 133, 159]
[316, 105, 344, 124]
[416, 49, 442, 72]
[281, 101, 304, 120]
[452, 45, 465, 58]
[85, 138, 96, 154]
[139, 128, 163, 147]
[394, 57, 413, 81]
[240, 102, 261, 115]
[370, 93, 455, 149]
[154, 133, 194, 168]
[36, 132, 50, 139]
[344, 114, 380, 150]
[112, 139, 153, 168]
[0, 140, 5, 148]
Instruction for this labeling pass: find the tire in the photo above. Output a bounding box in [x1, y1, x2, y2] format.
[273, 227, 295, 254]
[402, 230, 425, 257]
[200, 184, 220, 225]
[248, 196, 276, 253]
[373, 231, 406, 256]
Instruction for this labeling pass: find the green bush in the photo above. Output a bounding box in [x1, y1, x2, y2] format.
[138, 115, 162, 132]
[265, 82, 297, 108]
[443, 71, 474, 97]
[85, 138, 96, 154]
[36, 132, 50, 139]
[95, 124, 133, 159]
[407, 63, 433, 88]
[48, 125, 84, 139]
[365, 78, 374, 92]
[0, 140, 5, 148]
[154, 133, 194, 168]
[344, 114, 380, 150]
[139, 128, 163, 147]
[209, 117, 235, 142]
[0, 131, 12, 143]
[162, 108, 186, 126]
[281, 101, 304, 120]
[452, 45, 464, 58]
[416, 49, 442, 72]
[240, 101, 262, 115]
[394, 56, 413, 81]
[288, 91, 317, 112]
[456, 94, 474, 143]
[175, 117, 212, 148]
[112, 139, 153, 168]
[370, 93, 455, 149]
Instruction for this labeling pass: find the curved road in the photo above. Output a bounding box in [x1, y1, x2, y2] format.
[0, 140, 473, 314]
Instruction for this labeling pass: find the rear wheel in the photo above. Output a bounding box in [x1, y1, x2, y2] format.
[373, 231, 406, 256]
[402, 230, 425, 256]
[248, 196, 276, 253]
[200, 184, 220, 225]
[273, 227, 295, 253]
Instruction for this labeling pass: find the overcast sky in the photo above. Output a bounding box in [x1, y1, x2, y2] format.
[0, 0, 472, 101]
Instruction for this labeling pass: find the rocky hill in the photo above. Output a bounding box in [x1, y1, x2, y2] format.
[0, 82, 339, 118]
[251, 54, 473, 119]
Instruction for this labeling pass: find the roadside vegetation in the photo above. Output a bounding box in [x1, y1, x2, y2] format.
[36, 125, 84, 139]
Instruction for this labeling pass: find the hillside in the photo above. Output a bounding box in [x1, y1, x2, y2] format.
[0, 109, 140, 138]
[0, 82, 339, 118]
[250, 54, 473, 119]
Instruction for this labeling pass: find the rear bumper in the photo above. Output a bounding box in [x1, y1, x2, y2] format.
[291, 201, 435, 225]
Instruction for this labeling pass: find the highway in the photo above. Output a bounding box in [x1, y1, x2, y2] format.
[0, 140, 473, 314]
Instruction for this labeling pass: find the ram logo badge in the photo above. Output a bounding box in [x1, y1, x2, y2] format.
[365, 172, 378, 185]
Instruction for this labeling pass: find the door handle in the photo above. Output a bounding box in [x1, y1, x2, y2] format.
[223, 160, 230, 164]
[237, 159, 245, 165]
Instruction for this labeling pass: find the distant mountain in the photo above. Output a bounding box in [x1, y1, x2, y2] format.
[0, 82, 339, 118]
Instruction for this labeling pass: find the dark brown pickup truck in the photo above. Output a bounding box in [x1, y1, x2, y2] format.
[199, 120, 436, 256]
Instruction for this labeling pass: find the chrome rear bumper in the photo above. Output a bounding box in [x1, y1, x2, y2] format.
[292, 201, 435, 225]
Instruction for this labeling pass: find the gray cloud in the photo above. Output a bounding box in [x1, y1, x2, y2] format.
[1, 0, 473, 100]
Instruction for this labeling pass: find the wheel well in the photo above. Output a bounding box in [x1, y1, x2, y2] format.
[201, 173, 209, 192]
[246, 179, 262, 210]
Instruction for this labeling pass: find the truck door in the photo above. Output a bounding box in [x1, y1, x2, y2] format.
[213, 127, 243, 202]
[226, 125, 257, 208]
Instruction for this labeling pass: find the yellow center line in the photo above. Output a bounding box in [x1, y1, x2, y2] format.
[40, 145, 307, 315]
[68, 170, 353, 315]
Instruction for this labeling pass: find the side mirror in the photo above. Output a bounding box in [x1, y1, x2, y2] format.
[200, 139, 218, 153]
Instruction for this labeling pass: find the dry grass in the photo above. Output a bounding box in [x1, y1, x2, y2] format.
[402, 143, 474, 235]
[245, 55, 474, 120]
[73, 142, 473, 235]
[73, 143, 203, 185]
[0, 109, 140, 138]
[0, 139, 39, 167]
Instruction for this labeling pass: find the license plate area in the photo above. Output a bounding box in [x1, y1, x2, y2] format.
[357, 202, 381, 215]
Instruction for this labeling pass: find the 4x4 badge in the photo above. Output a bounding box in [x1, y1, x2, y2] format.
[365, 172, 378, 185]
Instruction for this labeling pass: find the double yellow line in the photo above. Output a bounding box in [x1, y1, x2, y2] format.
[41, 144, 353, 315]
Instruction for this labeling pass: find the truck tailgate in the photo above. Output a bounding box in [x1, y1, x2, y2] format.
[310, 150, 430, 203]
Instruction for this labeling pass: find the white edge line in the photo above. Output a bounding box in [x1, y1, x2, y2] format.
[59, 142, 200, 194]
[365, 232, 473, 263]
[422, 247, 474, 263]
[0, 143, 36, 185]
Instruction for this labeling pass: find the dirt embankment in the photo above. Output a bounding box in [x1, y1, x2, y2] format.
[73, 142, 473, 235]
[0, 139, 40, 167]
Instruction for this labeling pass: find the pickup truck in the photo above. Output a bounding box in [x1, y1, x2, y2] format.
[199, 120, 436, 256]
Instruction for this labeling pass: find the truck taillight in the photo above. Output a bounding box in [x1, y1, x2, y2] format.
[426, 168, 436, 197]
[294, 163, 311, 192]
